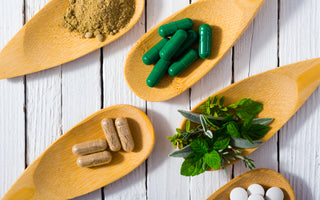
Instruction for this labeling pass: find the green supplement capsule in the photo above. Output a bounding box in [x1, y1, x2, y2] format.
[146, 59, 171, 87]
[168, 49, 198, 77]
[173, 30, 198, 59]
[142, 38, 169, 65]
[159, 30, 188, 61]
[158, 18, 194, 37]
[199, 24, 212, 59]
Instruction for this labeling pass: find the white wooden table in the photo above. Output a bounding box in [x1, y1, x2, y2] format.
[1, 0, 319, 199]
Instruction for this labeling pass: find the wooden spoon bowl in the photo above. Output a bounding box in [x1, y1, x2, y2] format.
[180, 58, 320, 167]
[0, 0, 144, 79]
[2, 105, 155, 200]
[125, 0, 265, 102]
[207, 169, 295, 200]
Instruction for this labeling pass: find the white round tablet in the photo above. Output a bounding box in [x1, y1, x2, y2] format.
[247, 184, 265, 196]
[248, 194, 264, 200]
[266, 187, 284, 200]
[230, 187, 248, 200]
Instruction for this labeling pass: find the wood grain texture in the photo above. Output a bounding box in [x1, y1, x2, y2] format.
[279, 0, 320, 199]
[0, 0, 25, 198]
[146, 0, 190, 199]
[233, 0, 278, 176]
[25, 0, 62, 168]
[0, 0, 145, 79]
[102, 7, 147, 200]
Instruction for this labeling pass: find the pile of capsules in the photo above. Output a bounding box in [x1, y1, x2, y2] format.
[72, 117, 135, 168]
[230, 184, 284, 200]
[143, 18, 212, 87]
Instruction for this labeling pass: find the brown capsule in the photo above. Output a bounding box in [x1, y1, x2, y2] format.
[72, 139, 107, 156]
[101, 118, 121, 151]
[77, 151, 112, 168]
[115, 118, 135, 152]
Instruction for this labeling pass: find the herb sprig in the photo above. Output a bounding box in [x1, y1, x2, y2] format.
[167, 96, 273, 176]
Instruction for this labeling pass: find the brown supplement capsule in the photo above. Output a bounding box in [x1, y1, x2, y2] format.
[72, 139, 107, 156]
[115, 118, 135, 152]
[77, 151, 112, 168]
[101, 118, 121, 151]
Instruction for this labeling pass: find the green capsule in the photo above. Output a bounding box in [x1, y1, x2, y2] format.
[142, 38, 169, 65]
[146, 59, 171, 87]
[158, 18, 194, 37]
[199, 24, 212, 59]
[168, 49, 198, 77]
[159, 30, 188, 61]
[173, 30, 198, 59]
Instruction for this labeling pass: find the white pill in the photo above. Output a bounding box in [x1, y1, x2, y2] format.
[247, 184, 265, 196]
[248, 194, 264, 200]
[266, 187, 284, 200]
[230, 187, 248, 200]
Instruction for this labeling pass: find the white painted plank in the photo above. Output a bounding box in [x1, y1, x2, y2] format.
[233, 0, 278, 176]
[102, 8, 147, 200]
[62, 51, 102, 200]
[279, 0, 320, 199]
[0, 0, 25, 198]
[25, 0, 62, 166]
[146, 1, 190, 199]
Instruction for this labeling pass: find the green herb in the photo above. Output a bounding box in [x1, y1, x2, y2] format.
[168, 95, 273, 176]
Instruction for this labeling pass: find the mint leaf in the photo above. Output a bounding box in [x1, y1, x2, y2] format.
[190, 138, 208, 154]
[221, 114, 235, 124]
[181, 152, 207, 176]
[234, 98, 263, 120]
[204, 150, 221, 170]
[213, 136, 230, 150]
[247, 124, 270, 140]
[226, 121, 241, 138]
[169, 145, 193, 157]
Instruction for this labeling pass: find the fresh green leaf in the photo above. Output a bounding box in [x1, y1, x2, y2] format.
[234, 98, 263, 120]
[221, 114, 235, 124]
[186, 120, 191, 132]
[204, 150, 221, 169]
[178, 110, 224, 125]
[169, 145, 193, 157]
[243, 134, 254, 144]
[252, 118, 274, 126]
[212, 95, 218, 104]
[225, 121, 241, 138]
[214, 136, 231, 150]
[200, 115, 213, 138]
[230, 136, 263, 148]
[203, 115, 219, 129]
[247, 124, 270, 140]
[180, 152, 207, 176]
[190, 138, 208, 154]
[219, 96, 225, 106]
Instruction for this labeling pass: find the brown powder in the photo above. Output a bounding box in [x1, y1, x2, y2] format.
[64, 0, 135, 41]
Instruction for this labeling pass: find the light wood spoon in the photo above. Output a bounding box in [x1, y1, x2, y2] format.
[207, 169, 295, 200]
[2, 105, 155, 200]
[125, 0, 265, 102]
[180, 58, 320, 168]
[0, 0, 144, 80]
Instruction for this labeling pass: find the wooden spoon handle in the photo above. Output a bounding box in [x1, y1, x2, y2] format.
[277, 58, 320, 108]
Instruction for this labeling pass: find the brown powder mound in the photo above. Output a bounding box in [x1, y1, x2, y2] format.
[64, 0, 135, 41]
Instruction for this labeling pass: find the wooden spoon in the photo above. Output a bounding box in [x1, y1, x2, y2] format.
[180, 58, 320, 168]
[0, 0, 144, 80]
[2, 105, 155, 200]
[125, 0, 265, 102]
[207, 169, 295, 200]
